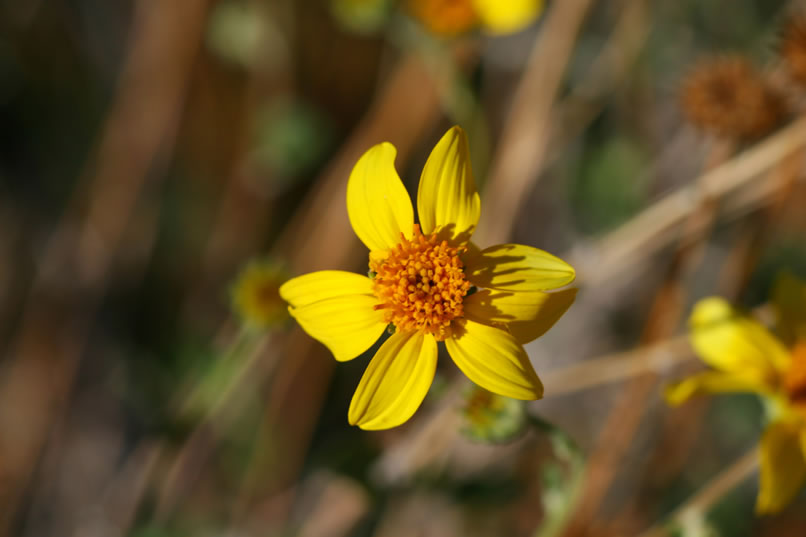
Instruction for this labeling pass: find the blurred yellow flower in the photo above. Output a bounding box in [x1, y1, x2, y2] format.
[408, 0, 545, 37]
[280, 126, 576, 430]
[231, 259, 289, 329]
[666, 295, 806, 514]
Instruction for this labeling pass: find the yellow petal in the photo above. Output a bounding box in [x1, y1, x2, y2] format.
[664, 371, 772, 407]
[471, 0, 544, 35]
[446, 319, 543, 400]
[505, 289, 577, 344]
[417, 126, 480, 244]
[348, 331, 437, 430]
[464, 288, 577, 344]
[347, 142, 414, 253]
[290, 294, 387, 362]
[756, 421, 806, 514]
[464, 243, 575, 292]
[689, 297, 791, 379]
[280, 270, 374, 308]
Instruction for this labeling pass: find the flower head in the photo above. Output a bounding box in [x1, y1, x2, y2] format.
[666, 292, 806, 514]
[231, 259, 289, 329]
[280, 126, 576, 430]
[680, 56, 783, 139]
[408, 0, 545, 37]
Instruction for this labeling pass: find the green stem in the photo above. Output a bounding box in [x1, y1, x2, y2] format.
[527, 414, 586, 537]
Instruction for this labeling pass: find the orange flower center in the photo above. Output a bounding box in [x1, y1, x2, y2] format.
[785, 341, 806, 408]
[370, 225, 471, 341]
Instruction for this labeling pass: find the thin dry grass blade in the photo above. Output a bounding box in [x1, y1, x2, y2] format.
[475, 0, 596, 246]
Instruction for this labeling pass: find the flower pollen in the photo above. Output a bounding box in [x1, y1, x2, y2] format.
[370, 224, 471, 341]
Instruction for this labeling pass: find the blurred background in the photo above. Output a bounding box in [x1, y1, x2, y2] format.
[2, 0, 806, 535]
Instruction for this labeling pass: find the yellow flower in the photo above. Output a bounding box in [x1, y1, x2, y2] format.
[231, 259, 289, 329]
[666, 297, 806, 514]
[280, 126, 576, 430]
[408, 0, 545, 37]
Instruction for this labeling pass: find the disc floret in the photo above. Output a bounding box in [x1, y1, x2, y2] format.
[370, 225, 471, 341]
[785, 342, 806, 410]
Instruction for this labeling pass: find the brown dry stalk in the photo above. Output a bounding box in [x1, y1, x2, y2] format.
[717, 146, 806, 300]
[541, 335, 692, 397]
[573, 115, 806, 287]
[617, 141, 806, 534]
[0, 1, 209, 533]
[560, 136, 735, 536]
[475, 0, 596, 246]
[180, 0, 293, 327]
[551, 0, 650, 160]
[614, 133, 806, 535]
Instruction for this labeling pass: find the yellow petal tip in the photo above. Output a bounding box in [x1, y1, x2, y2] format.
[690, 296, 733, 328]
[447, 124, 465, 136]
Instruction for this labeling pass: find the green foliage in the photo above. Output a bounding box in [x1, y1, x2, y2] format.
[572, 136, 648, 234]
[707, 483, 756, 537]
[710, 394, 764, 450]
[251, 98, 334, 183]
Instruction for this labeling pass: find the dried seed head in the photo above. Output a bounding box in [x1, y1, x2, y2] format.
[780, 16, 806, 88]
[680, 56, 783, 139]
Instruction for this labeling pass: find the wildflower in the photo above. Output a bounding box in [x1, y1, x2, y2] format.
[780, 15, 806, 88]
[666, 296, 806, 514]
[280, 126, 576, 430]
[231, 259, 289, 329]
[462, 386, 526, 442]
[408, 0, 545, 37]
[680, 56, 783, 139]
